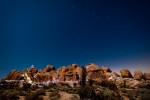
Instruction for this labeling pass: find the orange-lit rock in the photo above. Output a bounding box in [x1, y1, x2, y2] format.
[134, 70, 144, 79]
[120, 69, 133, 78]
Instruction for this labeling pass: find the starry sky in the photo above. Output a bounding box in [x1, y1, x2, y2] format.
[0, 0, 150, 79]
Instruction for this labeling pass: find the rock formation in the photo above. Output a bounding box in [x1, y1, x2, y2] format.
[144, 73, 150, 80]
[34, 65, 57, 83]
[3, 64, 150, 88]
[5, 70, 22, 80]
[85, 64, 105, 81]
[101, 66, 112, 73]
[57, 64, 82, 86]
[120, 69, 133, 78]
[134, 70, 144, 79]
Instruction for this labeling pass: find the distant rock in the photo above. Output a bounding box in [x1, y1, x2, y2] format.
[111, 71, 120, 77]
[86, 63, 101, 72]
[34, 65, 57, 82]
[120, 69, 133, 78]
[86, 64, 104, 82]
[102, 66, 112, 73]
[57, 66, 67, 81]
[115, 77, 125, 88]
[125, 79, 145, 89]
[44, 65, 55, 72]
[104, 72, 112, 79]
[57, 64, 82, 84]
[28, 65, 38, 74]
[144, 73, 150, 80]
[5, 70, 22, 80]
[3, 63, 150, 91]
[134, 70, 144, 79]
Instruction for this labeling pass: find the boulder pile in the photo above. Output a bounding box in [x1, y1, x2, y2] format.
[4, 64, 150, 88]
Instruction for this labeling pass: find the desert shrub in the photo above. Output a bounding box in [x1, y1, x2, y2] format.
[47, 88, 56, 92]
[36, 88, 45, 95]
[135, 88, 150, 100]
[77, 86, 96, 100]
[30, 85, 38, 91]
[137, 88, 150, 94]
[49, 91, 60, 100]
[0, 93, 9, 100]
[100, 81, 117, 91]
[0, 89, 19, 100]
[23, 83, 31, 91]
[19, 90, 28, 96]
[141, 93, 150, 100]
[0, 89, 4, 94]
[25, 92, 38, 100]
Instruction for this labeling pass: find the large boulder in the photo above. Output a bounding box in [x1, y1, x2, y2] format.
[111, 71, 120, 77]
[86, 63, 101, 72]
[44, 65, 55, 72]
[86, 64, 104, 82]
[28, 65, 38, 75]
[5, 70, 22, 80]
[125, 79, 146, 89]
[57, 64, 83, 83]
[34, 65, 57, 82]
[104, 72, 112, 79]
[102, 66, 112, 73]
[120, 69, 133, 78]
[144, 73, 150, 80]
[134, 70, 144, 79]
[115, 77, 125, 88]
[57, 66, 67, 81]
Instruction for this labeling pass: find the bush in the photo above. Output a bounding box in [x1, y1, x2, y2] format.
[0, 89, 19, 100]
[19, 90, 28, 96]
[100, 81, 117, 91]
[77, 86, 96, 99]
[49, 91, 60, 99]
[36, 89, 45, 95]
[25, 92, 38, 100]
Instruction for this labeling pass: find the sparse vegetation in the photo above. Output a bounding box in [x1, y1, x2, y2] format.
[1, 65, 150, 100]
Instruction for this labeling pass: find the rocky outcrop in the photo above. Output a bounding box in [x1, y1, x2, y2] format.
[111, 71, 120, 77]
[34, 65, 57, 82]
[144, 73, 150, 80]
[44, 65, 55, 72]
[120, 69, 133, 78]
[134, 70, 144, 79]
[57, 64, 82, 82]
[114, 77, 125, 88]
[3, 64, 150, 89]
[28, 66, 38, 75]
[86, 64, 104, 83]
[102, 66, 112, 73]
[5, 70, 23, 80]
[86, 63, 101, 72]
[125, 79, 146, 89]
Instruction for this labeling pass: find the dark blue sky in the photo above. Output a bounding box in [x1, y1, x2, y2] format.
[0, 0, 150, 79]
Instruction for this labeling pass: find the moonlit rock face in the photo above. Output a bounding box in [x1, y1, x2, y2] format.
[120, 69, 133, 78]
[134, 70, 144, 79]
[86, 63, 101, 72]
[4, 70, 22, 80]
[144, 73, 150, 80]
[102, 66, 112, 73]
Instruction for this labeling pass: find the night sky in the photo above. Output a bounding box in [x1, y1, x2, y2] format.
[0, 0, 150, 79]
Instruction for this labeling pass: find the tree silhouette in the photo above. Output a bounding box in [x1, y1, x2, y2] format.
[81, 66, 86, 87]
